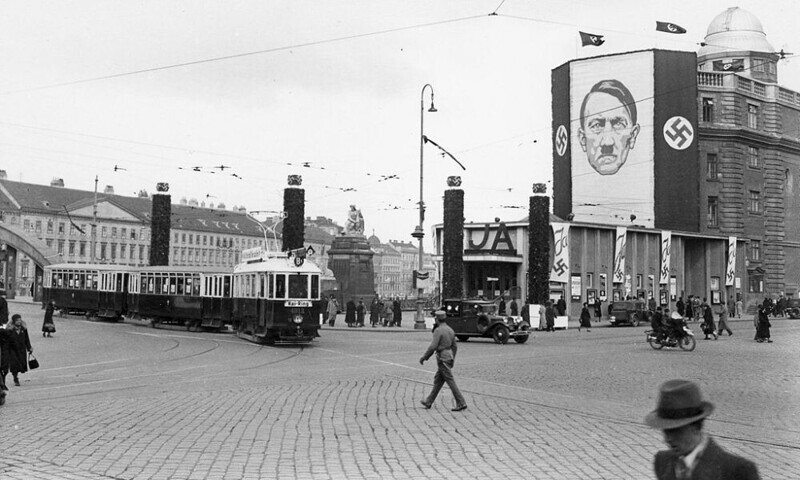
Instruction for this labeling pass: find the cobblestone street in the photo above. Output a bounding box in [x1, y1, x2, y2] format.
[1, 302, 798, 479]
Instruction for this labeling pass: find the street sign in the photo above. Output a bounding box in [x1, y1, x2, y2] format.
[487, 276, 499, 281]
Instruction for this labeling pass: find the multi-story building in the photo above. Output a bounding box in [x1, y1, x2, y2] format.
[368, 236, 402, 299]
[433, 6, 799, 315]
[0, 176, 268, 298]
[387, 240, 436, 298]
[695, 7, 800, 301]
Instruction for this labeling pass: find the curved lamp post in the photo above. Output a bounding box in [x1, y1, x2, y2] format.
[412, 84, 437, 329]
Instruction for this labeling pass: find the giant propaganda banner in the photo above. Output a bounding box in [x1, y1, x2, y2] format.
[569, 51, 655, 228]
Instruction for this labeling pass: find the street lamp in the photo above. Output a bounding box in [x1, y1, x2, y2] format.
[412, 84, 437, 329]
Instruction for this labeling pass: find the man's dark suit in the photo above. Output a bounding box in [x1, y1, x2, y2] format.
[653, 437, 760, 480]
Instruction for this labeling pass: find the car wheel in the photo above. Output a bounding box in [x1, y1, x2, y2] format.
[493, 325, 510, 344]
[457, 335, 470, 342]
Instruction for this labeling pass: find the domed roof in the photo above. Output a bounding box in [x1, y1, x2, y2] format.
[698, 7, 774, 57]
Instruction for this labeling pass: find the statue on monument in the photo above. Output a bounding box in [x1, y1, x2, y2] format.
[345, 205, 365, 236]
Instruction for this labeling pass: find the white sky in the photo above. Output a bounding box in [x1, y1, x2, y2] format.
[1, 0, 798, 249]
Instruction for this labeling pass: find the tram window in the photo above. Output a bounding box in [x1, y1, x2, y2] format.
[154, 277, 162, 294]
[223, 276, 231, 297]
[177, 277, 185, 295]
[68, 274, 74, 288]
[267, 274, 274, 299]
[192, 278, 200, 296]
[311, 275, 319, 299]
[169, 277, 177, 294]
[56, 274, 62, 288]
[147, 278, 154, 294]
[288, 274, 308, 299]
[259, 274, 266, 298]
[275, 275, 286, 299]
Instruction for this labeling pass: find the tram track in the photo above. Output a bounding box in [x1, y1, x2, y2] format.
[386, 373, 800, 452]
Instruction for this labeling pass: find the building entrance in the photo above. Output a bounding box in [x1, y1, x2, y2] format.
[465, 262, 518, 299]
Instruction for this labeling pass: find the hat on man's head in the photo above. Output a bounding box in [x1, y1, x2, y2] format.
[645, 379, 714, 430]
[434, 310, 446, 320]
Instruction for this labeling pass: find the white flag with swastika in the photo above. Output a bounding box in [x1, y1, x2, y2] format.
[613, 227, 627, 284]
[726, 237, 737, 286]
[551, 222, 570, 283]
[660, 231, 672, 284]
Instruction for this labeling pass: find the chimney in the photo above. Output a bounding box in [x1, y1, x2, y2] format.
[0, 170, 7, 179]
[104, 185, 115, 194]
[50, 178, 64, 187]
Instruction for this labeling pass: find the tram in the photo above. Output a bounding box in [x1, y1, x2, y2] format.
[126, 265, 231, 331]
[41, 246, 323, 345]
[231, 247, 322, 344]
[43, 263, 133, 320]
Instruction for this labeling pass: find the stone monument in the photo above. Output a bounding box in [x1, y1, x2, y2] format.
[327, 205, 375, 305]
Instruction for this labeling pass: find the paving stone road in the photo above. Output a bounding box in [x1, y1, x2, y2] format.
[0, 301, 797, 479]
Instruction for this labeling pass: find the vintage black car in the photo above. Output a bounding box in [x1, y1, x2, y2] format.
[440, 299, 530, 344]
[609, 300, 648, 326]
[786, 298, 800, 319]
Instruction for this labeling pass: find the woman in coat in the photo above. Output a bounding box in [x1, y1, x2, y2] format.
[345, 298, 356, 327]
[8, 314, 33, 386]
[579, 303, 592, 332]
[756, 306, 772, 343]
[357, 299, 366, 327]
[702, 304, 718, 340]
[392, 299, 402, 327]
[42, 301, 56, 337]
[326, 296, 338, 327]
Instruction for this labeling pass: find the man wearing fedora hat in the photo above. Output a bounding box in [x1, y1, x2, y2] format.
[645, 379, 759, 479]
[419, 310, 467, 412]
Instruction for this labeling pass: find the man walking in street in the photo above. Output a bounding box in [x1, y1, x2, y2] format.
[716, 300, 733, 337]
[419, 311, 467, 412]
[645, 379, 760, 479]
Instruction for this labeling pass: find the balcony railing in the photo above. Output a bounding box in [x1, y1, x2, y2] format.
[697, 70, 800, 107]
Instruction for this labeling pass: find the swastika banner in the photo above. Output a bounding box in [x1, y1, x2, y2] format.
[613, 226, 627, 283]
[551, 222, 570, 283]
[726, 236, 736, 286]
[660, 231, 672, 284]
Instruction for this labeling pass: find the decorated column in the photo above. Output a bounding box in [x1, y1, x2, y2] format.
[527, 183, 550, 304]
[282, 175, 305, 252]
[149, 182, 171, 266]
[442, 176, 464, 299]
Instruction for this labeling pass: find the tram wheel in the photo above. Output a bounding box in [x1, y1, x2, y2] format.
[456, 335, 470, 342]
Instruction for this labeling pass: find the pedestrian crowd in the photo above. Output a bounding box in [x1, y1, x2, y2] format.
[321, 294, 403, 328]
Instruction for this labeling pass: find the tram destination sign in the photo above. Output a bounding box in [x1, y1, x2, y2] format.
[285, 300, 312, 307]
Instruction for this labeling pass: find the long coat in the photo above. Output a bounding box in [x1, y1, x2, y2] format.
[0, 297, 7, 325]
[579, 307, 592, 328]
[392, 300, 402, 326]
[8, 326, 32, 375]
[345, 300, 356, 325]
[43, 304, 56, 333]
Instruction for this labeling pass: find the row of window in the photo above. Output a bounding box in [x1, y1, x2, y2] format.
[233, 272, 319, 300]
[705, 149, 761, 180]
[172, 247, 239, 266]
[707, 191, 761, 227]
[701, 98, 760, 129]
[48, 239, 148, 261]
[173, 232, 265, 249]
[23, 220, 147, 241]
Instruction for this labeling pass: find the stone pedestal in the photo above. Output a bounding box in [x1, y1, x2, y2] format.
[327, 236, 375, 304]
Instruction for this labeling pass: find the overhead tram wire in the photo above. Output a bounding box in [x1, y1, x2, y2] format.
[0, 14, 487, 96]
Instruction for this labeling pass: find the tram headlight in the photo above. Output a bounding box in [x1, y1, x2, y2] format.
[293, 314, 303, 324]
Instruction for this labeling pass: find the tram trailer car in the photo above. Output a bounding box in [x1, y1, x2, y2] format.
[232, 251, 322, 345]
[43, 264, 133, 320]
[127, 266, 231, 332]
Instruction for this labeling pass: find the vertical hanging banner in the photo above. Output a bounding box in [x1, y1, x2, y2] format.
[660, 231, 672, 284]
[551, 222, 570, 283]
[726, 236, 737, 286]
[613, 226, 627, 283]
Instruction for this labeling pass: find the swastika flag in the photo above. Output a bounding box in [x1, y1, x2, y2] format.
[579, 31, 605, 47]
[655, 21, 687, 34]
